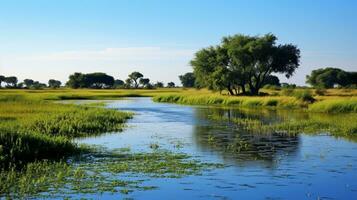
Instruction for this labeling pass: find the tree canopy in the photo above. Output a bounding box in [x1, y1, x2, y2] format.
[66, 72, 114, 88]
[167, 82, 175, 88]
[191, 33, 300, 95]
[306, 67, 357, 88]
[179, 72, 196, 87]
[48, 79, 62, 88]
[128, 71, 143, 88]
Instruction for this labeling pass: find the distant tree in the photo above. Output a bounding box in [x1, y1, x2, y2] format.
[0, 75, 5, 88]
[4, 76, 18, 88]
[66, 72, 86, 88]
[306, 68, 350, 88]
[114, 79, 125, 88]
[125, 78, 133, 88]
[262, 75, 280, 86]
[154, 81, 164, 88]
[66, 72, 114, 88]
[31, 81, 47, 89]
[17, 82, 24, 88]
[139, 78, 150, 87]
[128, 72, 143, 88]
[191, 33, 300, 95]
[179, 72, 196, 87]
[167, 82, 175, 88]
[23, 79, 34, 88]
[48, 79, 62, 88]
[85, 72, 114, 88]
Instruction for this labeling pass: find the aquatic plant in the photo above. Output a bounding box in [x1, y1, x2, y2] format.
[0, 148, 223, 199]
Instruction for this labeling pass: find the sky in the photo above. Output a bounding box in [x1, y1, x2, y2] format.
[0, 0, 356, 86]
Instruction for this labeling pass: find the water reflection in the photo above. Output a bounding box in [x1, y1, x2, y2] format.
[192, 108, 300, 167]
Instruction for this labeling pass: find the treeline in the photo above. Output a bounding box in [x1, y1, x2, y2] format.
[0, 75, 61, 89]
[0, 72, 176, 89]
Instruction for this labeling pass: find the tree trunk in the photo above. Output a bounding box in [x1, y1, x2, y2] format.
[227, 86, 234, 95]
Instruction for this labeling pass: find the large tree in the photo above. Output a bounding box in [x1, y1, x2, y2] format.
[179, 72, 196, 87]
[191, 34, 300, 95]
[128, 72, 143, 88]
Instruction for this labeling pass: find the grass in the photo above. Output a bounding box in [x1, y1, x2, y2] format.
[0, 94, 132, 168]
[153, 89, 357, 113]
[0, 148, 223, 199]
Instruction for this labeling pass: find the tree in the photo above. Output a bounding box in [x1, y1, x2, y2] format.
[128, 72, 143, 88]
[23, 79, 34, 88]
[191, 33, 300, 95]
[85, 72, 114, 88]
[139, 78, 150, 87]
[114, 79, 124, 88]
[154, 81, 164, 88]
[31, 81, 47, 89]
[262, 75, 280, 86]
[167, 82, 175, 88]
[4, 76, 18, 88]
[48, 79, 62, 88]
[66, 72, 114, 88]
[125, 78, 133, 88]
[66, 72, 86, 88]
[306, 68, 351, 88]
[179, 72, 196, 87]
[0, 75, 5, 88]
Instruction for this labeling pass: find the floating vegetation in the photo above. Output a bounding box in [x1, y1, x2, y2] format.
[0, 148, 224, 199]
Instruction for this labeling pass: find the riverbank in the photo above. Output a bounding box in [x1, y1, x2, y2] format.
[153, 90, 357, 113]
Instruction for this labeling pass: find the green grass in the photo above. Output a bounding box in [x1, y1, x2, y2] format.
[309, 98, 357, 113]
[0, 94, 132, 168]
[153, 94, 303, 109]
[153, 91, 357, 113]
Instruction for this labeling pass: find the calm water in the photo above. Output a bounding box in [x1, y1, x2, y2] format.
[76, 97, 357, 200]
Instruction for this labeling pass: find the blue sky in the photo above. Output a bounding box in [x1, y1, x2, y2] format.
[0, 0, 356, 85]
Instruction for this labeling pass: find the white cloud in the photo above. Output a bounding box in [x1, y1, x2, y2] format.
[19, 47, 195, 61]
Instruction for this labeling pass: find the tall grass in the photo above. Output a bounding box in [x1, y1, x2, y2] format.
[153, 91, 357, 113]
[309, 98, 357, 113]
[153, 94, 303, 109]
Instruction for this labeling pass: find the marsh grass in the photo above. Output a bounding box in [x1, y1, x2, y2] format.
[0, 148, 223, 199]
[0, 95, 132, 168]
[154, 91, 357, 113]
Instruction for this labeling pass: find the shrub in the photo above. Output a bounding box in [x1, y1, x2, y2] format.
[293, 90, 315, 103]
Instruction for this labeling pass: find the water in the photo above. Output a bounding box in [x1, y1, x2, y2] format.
[77, 97, 357, 200]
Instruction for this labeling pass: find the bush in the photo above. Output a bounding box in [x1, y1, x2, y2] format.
[293, 90, 315, 103]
